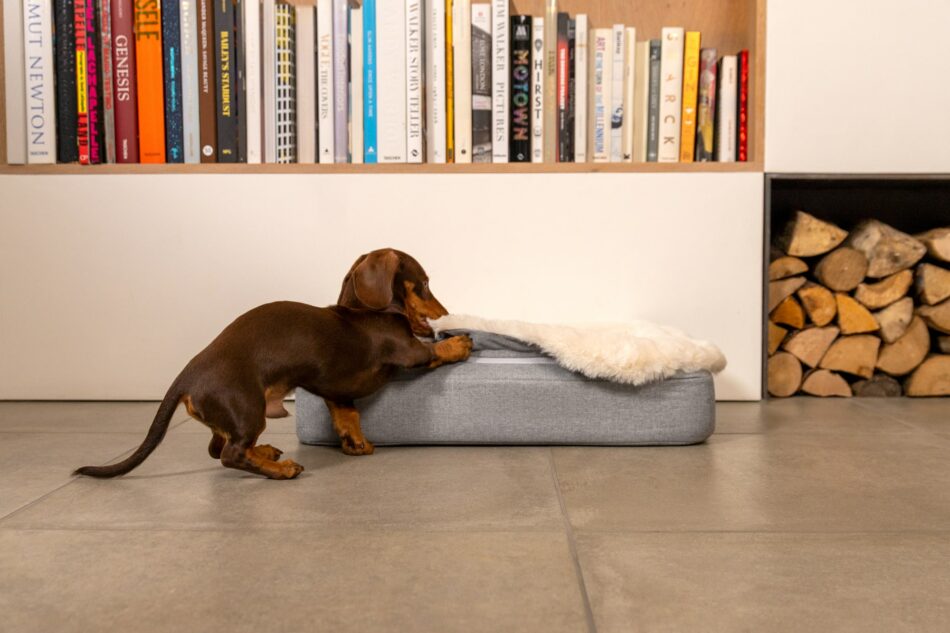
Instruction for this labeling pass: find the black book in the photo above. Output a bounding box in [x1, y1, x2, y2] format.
[509, 15, 531, 162]
[556, 12, 569, 162]
[54, 0, 79, 162]
[565, 18, 575, 161]
[233, 0, 247, 161]
[214, 0, 238, 162]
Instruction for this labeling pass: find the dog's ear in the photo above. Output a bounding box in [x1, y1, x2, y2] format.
[352, 249, 400, 310]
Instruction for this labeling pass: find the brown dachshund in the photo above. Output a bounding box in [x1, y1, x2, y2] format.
[74, 248, 472, 480]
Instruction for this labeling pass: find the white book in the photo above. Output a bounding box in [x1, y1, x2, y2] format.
[425, 0, 446, 163]
[262, 0, 277, 162]
[621, 27, 636, 162]
[658, 27, 684, 162]
[632, 40, 650, 162]
[717, 55, 738, 162]
[530, 16, 543, 163]
[609, 24, 624, 162]
[491, 0, 508, 162]
[181, 0, 201, 163]
[3, 0, 25, 163]
[588, 28, 611, 163]
[377, 0, 407, 162]
[405, 0, 423, 162]
[241, 0, 262, 163]
[296, 4, 317, 163]
[452, 0, 472, 163]
[572, 15, 588, 163]
[317, 0, 336, 163]
[22, 0, 56, 163]
[350, 6, 363, 163]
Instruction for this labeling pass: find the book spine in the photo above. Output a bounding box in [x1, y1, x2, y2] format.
[469, 3, 490, 163]
[133, 0, 165, 162]
[3, 0, 26, 163]
[452, 0, 471, 163]
[74, 0, 89, 163]
[295, 3, 315, 162]
[491, 0, 508, 162]
[609, 24, 623, 162]
[565, 18, 574, 161]
[645, 39, 659, 162]
[233, 0, 245, 162]
[112, 0, 138, 162]
[695, 48, 718, 162]
[316, 0, 335, 162]
[240, 0, 261, 163]
[377, 0, 406, 163]
[509, 14, 530, 163]
[97, 0, 115, 162]
[55, 0, 79, 162]
[737, 49, 750, 162]
[404, 0, 422, 162]
[530, 16, 543, 163]
[362, 0, 377, 162]
[572, 14, 587, 163]
[275, 2, 296, 162]
[555, 13, 566, 162]
[85, 0, 103, 163]
[350, 5, 363, 163]
[678, 31, 700, 163]
[162, 0, 184, 162]
[333, 0, 349, 162]
[588, 28, 610, 163]
[444, 0, 454, 162]
[657, 27, 684, 162]
[197, 0, 216, 161]
[716, 54, 737, 162]
[261, 0, 275, 162]
[541, 0, 556, 163]
[425, 0, 445, 162]
[214, 0, 237, 161]
[620, 27, 635, 162]
[22, 0, 58, 163]
[632, 40, 649, 162]
[180, 0, 200, 163]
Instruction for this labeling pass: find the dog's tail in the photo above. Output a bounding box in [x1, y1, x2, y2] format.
[73, 382, 183, 478]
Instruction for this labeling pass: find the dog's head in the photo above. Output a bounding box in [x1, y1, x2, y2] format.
[338, 248, 448, 336]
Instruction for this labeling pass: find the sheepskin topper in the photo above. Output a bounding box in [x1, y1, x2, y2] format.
[430, 314, 727, 386]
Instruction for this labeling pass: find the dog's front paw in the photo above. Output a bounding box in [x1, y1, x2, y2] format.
[341, 436, 375, 456]
[443, 335, 473, 362]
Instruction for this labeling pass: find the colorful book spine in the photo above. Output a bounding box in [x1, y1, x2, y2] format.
[609, 24, 623, 162]
[275, 2, 296, 162]
[350, 5, 363, 163]
[530, 16, 544, 163]
[694, 48, 717, 162]
[452, 0, 472, 163]
[424, 0, 445, 162]
[241, 0, 261, 163]
[444, 0, 454, 162]
[716, 54, 737, 162]
[405, 0, 423, 163]
[294, 3, 315, 163]
[22, 0, 58, 163]
[134, 0, 165, 162]
[555, 12, 567, 162]
[332, 0, 349, 162]
[738, 49, 750, 162]
[74, 0, 90, 163]
[542, 0, 556, 163]
[657, 27, 684, 162]
[565, 18, 575, 161]
[377, 0, 407, 163]
[85, 0, 103, 163]
[98, 0, 115, 162]
[469, 2, 490, 163]
[509, 15, 531, 163]
[261, 0, 276, 162]
[362, 0, 377, 162]
[162, 0, 184, 162]
[214, 0, 237, 162]
[572, 14, 587, 163]
[112, 0, 138, 162]
[3, 0, 26, 163]
[588, 28, 611, 163]
[316, 0, 334, 162]
[55, 0, 79, 163]
[679, 31, 700, 163]
[197, 0, 216, 161]
[491, 0, 509, 162]
[620, 27, 635, 162]
[646, 39, 660, 162]
[632, 40, 649, 162]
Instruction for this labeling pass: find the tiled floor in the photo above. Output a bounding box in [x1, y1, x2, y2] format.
[1, 399, 949, 632]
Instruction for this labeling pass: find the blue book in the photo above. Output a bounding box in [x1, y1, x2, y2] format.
[162, 0, 185, 162]
[362, 0, 378, 163]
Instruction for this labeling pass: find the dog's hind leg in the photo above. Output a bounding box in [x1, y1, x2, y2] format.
[206, 398, 302, 480]
[208, 432, 226, 459]
[324, 400, 374, 456]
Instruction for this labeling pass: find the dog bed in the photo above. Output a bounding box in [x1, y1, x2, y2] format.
[295, 328, 718, 446]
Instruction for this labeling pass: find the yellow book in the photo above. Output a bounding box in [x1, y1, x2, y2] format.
[679, 31, 701, 162]
[445, 0, 455, 162]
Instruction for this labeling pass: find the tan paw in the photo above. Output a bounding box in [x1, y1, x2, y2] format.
[341, 436, 375, 456]
[274, 460, 305, 479]
[253, 444, 284, 462]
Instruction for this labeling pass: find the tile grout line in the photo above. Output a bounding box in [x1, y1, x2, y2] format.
[547, 448, 598, 633]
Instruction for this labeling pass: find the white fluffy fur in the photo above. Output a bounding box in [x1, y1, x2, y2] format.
[430, 314, 727, 386]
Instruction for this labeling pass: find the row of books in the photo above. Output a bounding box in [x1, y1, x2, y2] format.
[3, 0, 751, 165]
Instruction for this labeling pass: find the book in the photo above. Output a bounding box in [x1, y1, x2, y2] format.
[425, 0, 445, 162]
[85, 0, 104, 163]
[657, 27, 684, 162]
[444, 0, 454, 162]
[469, 2, 490, 163]
[716, 54, 737, 162]
[738, 49, 750, 162]
[197, 0, 216, 161]
[452, 0, 472, 163]
[509, 15, 531, 163]
[632, 40, 649, 162]
[405, 0, 423, 163]
[295, 2, 315, 163]
[377, 0, 407, 163]
[162, 0, 184, 162]
[214, 0, 237, 162]
[234, 0, 246, 161]
[620, 27, 635, 162]
[133, 0, 165, 162]
[646, 39, 660, 162]
[316, 0, 334, 162]
[349, 4, 364, 163]
[3, 0, 26, 163]
[112, 0, 138, 162]
[275, 1, 296, 162]
[23, 0, 57, 163]
[530, 15, 543, 163]
[565, 18, 575, 161]
[679, 31, 700, 163]
[74, 0, 90, 163]
[98, 0, 115, 162]
[542, 0, 556, 163]
[241, 0, 261, 163]
[491, 0, 508, 162]
[262, 0, 276, 162]
[332, 0, 349, 162]
[54, 0, 79, 163]
[588, 28, 611, 163]
[609, 24, 623, 162]
[572, 14, 587, 163]
[694, 47, 717, 162]
[362, 0, 377, 162]
[179, 0, 200, 162]
[555, 12, 567, 162]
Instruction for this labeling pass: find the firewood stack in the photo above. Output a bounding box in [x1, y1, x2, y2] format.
[768, 211, 950, 397]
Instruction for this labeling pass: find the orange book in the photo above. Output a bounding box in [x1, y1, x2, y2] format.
[134, 0, 166, 163]
[679, 31, 701, 162]
[444, 0, 455, 162]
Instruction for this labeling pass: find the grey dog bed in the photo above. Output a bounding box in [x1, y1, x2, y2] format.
[295, 330, 715, 446]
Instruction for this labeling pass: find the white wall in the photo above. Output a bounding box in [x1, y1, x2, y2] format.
[0, 173, 763, 400]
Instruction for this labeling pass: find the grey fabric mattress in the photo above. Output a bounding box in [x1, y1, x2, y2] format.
[296, 331, 715, 446]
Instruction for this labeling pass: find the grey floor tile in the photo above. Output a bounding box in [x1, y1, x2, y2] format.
[0, 528, 588, 633]
[852, 398, 950, 435]
[715, 399, 923, 434]
[0, 401, 189, 433]
[553, 433, 950, 532]
[576, 532, 950, 633]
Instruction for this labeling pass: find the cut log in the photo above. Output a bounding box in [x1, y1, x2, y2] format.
[783, 326, 840, 368]
[776, 211, 848, 257]
[768, 322, 788, 355]
[797, 282, 837, 327]
[876, 316, 930, 377]
[768, 352, 803, 397]
[939, 336, 950, 355]
[904, 355, 950, 397]
[916, 227, 950, 263]
[815, 247, 869, 291]
[874, 297, 914, 344]
[768, 276, 806, 312]
[854, 270, 913, 310]
[769, 256, 809, 281]
[915, 263, 950, 306]
[801, 369, 852, 397]
[847, 219, 926, 278]
[835, 293, 879, 335]
[917, 299, 950, 334]
[819, 335, 881, 379]
[852, 374, 903, 398]
[771, 296, 806, 329]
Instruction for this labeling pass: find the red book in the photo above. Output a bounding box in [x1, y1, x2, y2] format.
[737, 49, 750, 162]
[112, 0, 139, 162]
[75, 0, 90, 164]
[133, 0, 166, 163]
